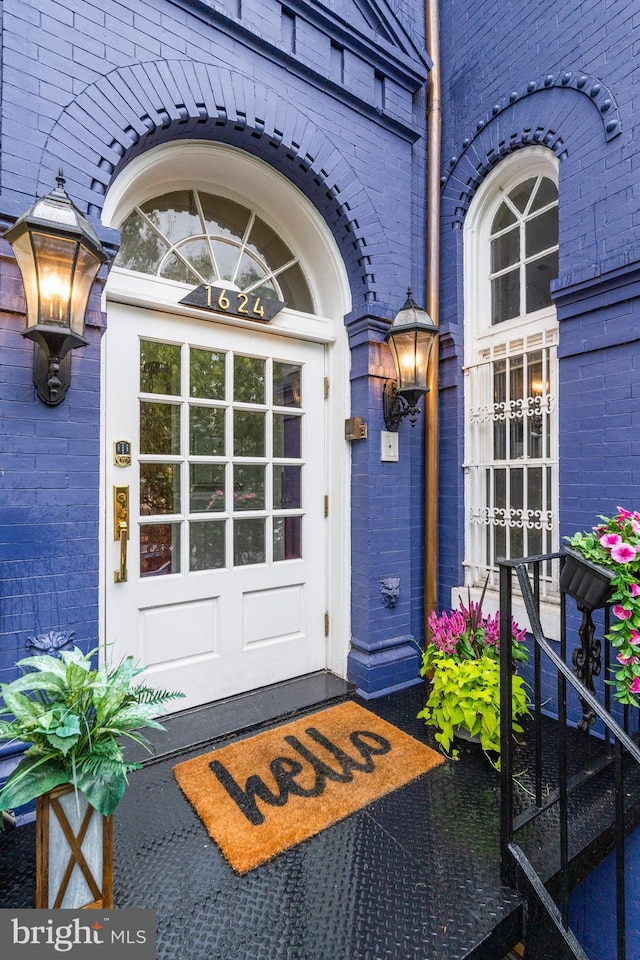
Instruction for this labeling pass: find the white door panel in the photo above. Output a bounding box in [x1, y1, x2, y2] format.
[104, 303, 327, 708]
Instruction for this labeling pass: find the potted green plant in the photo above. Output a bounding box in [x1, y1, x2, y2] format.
[564, 506, 640, 706]
[0, 646, 184, 907]
[417, 589, 530, 764]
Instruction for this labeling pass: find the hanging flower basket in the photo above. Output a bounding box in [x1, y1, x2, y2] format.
[564, 507, 640, 705]
[560, 546, 616, 611]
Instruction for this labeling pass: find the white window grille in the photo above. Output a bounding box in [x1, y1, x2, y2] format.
[464, 148, 559, 595]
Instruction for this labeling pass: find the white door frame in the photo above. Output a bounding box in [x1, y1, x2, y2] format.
[100, 140, 352, 687]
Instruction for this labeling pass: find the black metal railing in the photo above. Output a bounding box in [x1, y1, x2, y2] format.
[499, 553, 640, 960]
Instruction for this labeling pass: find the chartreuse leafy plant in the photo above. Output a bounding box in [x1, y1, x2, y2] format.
[418, 652, 530, 763]
[566, 506, 640, 706]
[418, 584, 530, 765]
[0, 647, 184, 819]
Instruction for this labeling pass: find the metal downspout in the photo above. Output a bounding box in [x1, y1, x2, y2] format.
[424, 0, 441, 620]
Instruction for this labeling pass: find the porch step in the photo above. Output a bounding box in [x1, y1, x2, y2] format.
[127, 669, 354, 765]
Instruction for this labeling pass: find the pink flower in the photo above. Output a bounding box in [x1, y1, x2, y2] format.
[617, 507, 633, 519]
[611, 543, 637, 564]
[612, 605, 633, 620]
[600, 533, 622, 548]
[632, 519, 640, 535]
[630, 583, 640, 598]
[629, 677, 640, 695]
[617, 653, 640, 666]
[630, 630, 640, 644]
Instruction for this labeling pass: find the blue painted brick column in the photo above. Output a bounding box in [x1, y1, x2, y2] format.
[345, 309, 424, 698]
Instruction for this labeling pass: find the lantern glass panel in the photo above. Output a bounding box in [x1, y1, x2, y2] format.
[31, 232, 78, 328]
[69, 243, 103, 336]
[392, 329, 422, 390]
[413, 331, 435, 388]
[9, 230, 39, 329]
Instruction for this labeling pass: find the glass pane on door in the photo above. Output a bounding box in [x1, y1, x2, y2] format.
[137, 339, 306, 575]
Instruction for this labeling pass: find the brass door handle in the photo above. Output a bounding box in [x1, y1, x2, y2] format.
[115, 520, 128, 583]
[113, 486, 129, 583]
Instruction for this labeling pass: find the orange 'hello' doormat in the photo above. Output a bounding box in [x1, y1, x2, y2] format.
[173, 700, 444, 874]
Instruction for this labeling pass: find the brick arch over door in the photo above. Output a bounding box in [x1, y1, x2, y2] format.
[38, 61, 386, 310]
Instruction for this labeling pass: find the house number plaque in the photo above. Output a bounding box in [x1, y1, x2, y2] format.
[179, 284, 286, 322]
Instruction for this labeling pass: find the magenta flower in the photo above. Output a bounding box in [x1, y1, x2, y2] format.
[617, 506, 633, 519]
[600, 533, 622, 548]
[632, 519, 640, 535]
[617, 653, 640, 666]
[611, 542, 637, 564]
[613, 605, 633, 620]
[630, 630, 640, 644]
[630, 583, 640, 598]
[629, 677, 640, 695]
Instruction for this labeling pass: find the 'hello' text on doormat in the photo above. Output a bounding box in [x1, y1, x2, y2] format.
[173, 700, 444, 873]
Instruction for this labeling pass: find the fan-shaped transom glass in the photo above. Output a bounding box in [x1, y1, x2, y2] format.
[115, 190, 315, 314]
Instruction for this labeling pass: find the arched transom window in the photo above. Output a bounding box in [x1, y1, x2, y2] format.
[115, 190, 315, 314]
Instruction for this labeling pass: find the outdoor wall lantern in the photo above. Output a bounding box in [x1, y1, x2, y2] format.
[5, 171, 108, 405]
[383, 288, 438, 431]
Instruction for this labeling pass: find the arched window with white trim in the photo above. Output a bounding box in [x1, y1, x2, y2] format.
[464, 148, 559, 593]
[116, 190, 315, 312]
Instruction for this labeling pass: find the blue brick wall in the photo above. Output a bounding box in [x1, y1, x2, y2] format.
[0, 255, 104, 685]
[0, 0, 431, 716]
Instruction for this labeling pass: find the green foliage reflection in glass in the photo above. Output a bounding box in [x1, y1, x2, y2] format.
[140, 341, 181, 395]
[115, 190, 314, 313]
[234, 355, 265, 403]
[190, 406, 225, 456]
[140, 401, 180, 455]
[190, 348, 225, 400]
[233, 410, 265, 457]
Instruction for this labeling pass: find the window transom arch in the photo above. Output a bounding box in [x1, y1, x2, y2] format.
[463, 147, 559, 594]
[115, 189, 314, 314]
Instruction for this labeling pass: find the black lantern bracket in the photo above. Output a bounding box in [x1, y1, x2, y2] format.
[24, 325, 88, 406]
[383, 381, 426, 431]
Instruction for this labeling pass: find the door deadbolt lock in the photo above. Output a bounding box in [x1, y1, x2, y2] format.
[113, 485, 129, 583]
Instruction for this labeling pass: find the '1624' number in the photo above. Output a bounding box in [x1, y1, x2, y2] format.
[205, 286, 265, 319]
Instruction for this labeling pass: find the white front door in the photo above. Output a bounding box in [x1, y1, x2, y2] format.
[104, 302, 327, 709]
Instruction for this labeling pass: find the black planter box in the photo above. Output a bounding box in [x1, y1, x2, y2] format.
[560, 546, 616, 611]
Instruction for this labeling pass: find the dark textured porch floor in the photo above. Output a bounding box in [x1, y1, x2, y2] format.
[0, 676, 524, 960]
